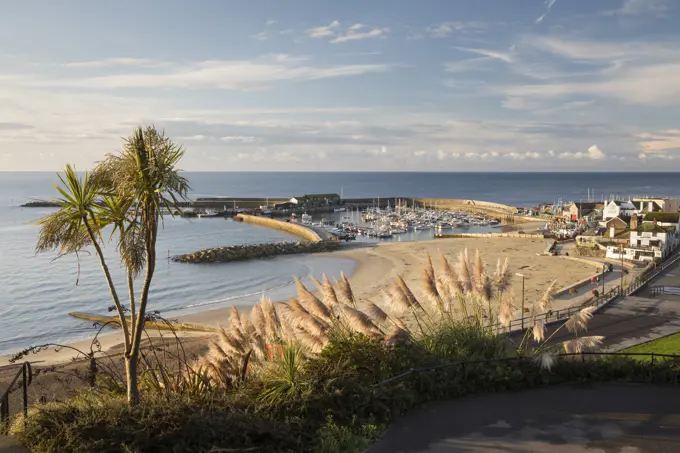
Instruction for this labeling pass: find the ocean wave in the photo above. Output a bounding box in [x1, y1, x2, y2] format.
[179, 278, 295, 310]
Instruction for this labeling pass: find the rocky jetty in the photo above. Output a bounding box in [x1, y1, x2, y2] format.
[20, 201, 60, 208]
[172, 240, 340, 263]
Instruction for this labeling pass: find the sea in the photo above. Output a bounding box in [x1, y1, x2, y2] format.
[1, 171, 679, 355]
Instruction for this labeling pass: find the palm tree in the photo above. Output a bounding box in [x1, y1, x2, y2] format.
[37, 126, 189, 405]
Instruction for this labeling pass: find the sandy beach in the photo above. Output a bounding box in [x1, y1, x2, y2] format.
[180, 230, 595, 327]
[1, 221, 599, 369]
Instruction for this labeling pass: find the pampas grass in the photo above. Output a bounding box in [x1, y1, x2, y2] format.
[535, 352, 554, 371]
[321, 274, 340, 310]
[341, 304, 380, 337]
[495, 258, 511, 293]
[458, 250, 472, 293]
[395, 275, 423, 312]
[384, 285, 412, 314]
[440, 253, 464, 296]
[364, 300, 389, 324]
[203, 249, 606, 391]
[498, 293, 516, 328]
[564, 306, 596, 335]
[335, 271, 356, 307]
[532, 320, 545, 342]
[539, 280, 557, 312]
[562, 335, 604, 354]
[286, 297, 328, 338]
[295, 278, 332, 323]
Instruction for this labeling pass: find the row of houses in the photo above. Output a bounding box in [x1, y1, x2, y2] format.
[571, 197, 680, 263]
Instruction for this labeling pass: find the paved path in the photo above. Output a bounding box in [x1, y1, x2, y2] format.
[0, 437, 28, 453]
[369, 384, 680, 453]
[542, 295, 680, 350]
[541, 256, 680, 350]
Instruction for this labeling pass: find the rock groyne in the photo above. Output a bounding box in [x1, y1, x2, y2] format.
[172, 240, 339, 264]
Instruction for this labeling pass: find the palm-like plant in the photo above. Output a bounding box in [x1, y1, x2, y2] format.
[36, 126, 189, 405]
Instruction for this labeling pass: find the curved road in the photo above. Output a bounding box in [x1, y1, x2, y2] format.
[369, 384, 680, 453]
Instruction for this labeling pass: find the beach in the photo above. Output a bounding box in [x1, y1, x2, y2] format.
[0, 228, 598, 371]
[181, 230, 595, 326]
[0, 224, 606, 415]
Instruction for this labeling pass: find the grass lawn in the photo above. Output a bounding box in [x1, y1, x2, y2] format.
[623, 332, 680, 361]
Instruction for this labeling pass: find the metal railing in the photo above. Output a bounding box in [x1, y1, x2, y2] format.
[376, 352, 680, 387]
[495, 249, 680, 335]
[0, 362, 32, 433]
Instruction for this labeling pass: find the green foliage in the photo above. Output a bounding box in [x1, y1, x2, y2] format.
[622, 333, 680, 361]
[15, 331, 680, 452]
[317, 416, 379, 453]
[419, 322, 509, 361]
[15, 391, 304, 453]
[257, 343, 311, 405]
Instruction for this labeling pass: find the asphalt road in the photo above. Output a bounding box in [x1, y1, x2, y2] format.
[369, 384, 680, 453]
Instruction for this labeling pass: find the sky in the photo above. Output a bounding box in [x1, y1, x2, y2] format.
[0, 0, 679, 172]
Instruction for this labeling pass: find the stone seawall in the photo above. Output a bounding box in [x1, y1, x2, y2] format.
[234, 214, 322, 242]
[172, 241, 340, 264]
[435, 232, 546, 239]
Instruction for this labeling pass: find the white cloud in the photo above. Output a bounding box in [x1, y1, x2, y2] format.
[426, 21, 486, 38]
[454, 47, 514, 63]
[330, 26, 389, 44]
[558, 145, 605, 160]
[414, 150, 427, 157]
[250, 32, 268, 41]
[30, 55, 390, 91]
[221, 136, 260, 143]
[308, 21, 388, 44]
[307, 20, 341, 38]
[493, 36, 680, 108]
[64, 58, 166, 68]
[535, 0, 558, 24]
[265, 19, 277, 26]
[636, 129, 680, 156]
[603, 0, 669, 16]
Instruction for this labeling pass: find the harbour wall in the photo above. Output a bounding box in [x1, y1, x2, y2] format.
[434, 232, 545, 239]
[234, 214, 322, 242]
[414, 198, 518, 215]
[172, 241, 340, 264]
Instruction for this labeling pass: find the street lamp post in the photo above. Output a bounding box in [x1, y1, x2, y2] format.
[516, 273, 525, 329]
[619, 245, 624, 293]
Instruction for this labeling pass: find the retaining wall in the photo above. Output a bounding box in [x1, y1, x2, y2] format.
[235, 214, 322, 242]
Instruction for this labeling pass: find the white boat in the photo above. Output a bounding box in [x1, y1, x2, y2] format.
[334, 207, 347, 212]
[391, 228, 407, 234]
[436, 222, 453, 230]
[197, 209, 219, 218]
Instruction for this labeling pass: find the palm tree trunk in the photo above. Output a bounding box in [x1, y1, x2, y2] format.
[83, 217, 131, 350]
[129, 208, 158, 406]
[127, 269, 136, 350]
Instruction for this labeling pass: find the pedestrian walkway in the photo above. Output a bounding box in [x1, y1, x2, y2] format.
[369, 384, 680, 453]
[0, 437, 28, 453]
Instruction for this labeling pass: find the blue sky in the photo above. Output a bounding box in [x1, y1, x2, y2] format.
[1, 0, 679, 171]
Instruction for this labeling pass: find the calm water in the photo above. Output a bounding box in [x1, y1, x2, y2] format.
[2, 171, 680, 354]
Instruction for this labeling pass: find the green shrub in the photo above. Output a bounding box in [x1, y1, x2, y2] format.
[13, 336, 680, 453]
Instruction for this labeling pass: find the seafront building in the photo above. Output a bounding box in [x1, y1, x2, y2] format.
[560, 197, 680, 263]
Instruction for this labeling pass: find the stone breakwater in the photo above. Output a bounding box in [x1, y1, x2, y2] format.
[172, 240, 340, 263]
